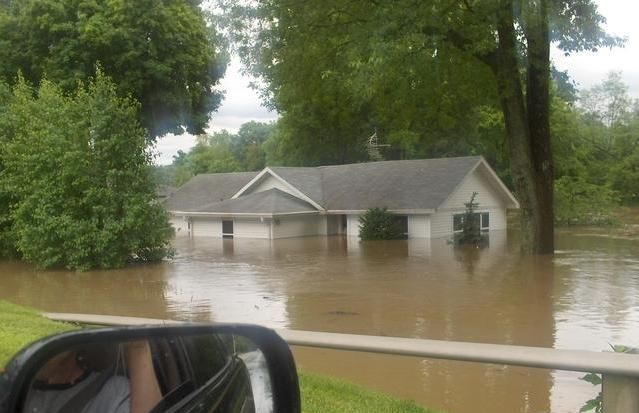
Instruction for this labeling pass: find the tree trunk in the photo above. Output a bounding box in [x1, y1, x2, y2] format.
[525, 0, 554, 254]
[492, 0, 554, 254]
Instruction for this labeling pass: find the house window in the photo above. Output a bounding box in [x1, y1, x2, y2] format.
[453, 214, 464, 232]
[453, 212, 490, 232]
[481, 212, 489, 230]
[394, 215, 408, 237]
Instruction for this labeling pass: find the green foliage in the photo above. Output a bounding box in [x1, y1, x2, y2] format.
[579, 344, 637, 413]
[552, 72, 639, 223]
[359, 208, 404, 241]
[164, 122, 276, 186]
[554, 177, 618, 226]
[222, 0, 618, 165]
[0, 71, 173, 270]
[0, 0, 226, 136]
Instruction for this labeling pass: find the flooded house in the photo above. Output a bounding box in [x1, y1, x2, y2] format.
[165, 156, 518, 239]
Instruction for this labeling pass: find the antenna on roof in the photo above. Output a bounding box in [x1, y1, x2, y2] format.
[366, 128, 390, 161]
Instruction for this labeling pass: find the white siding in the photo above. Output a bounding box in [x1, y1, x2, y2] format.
[408, 215, 430, 239]
[441, 167, 505, 210]
[487, 208, 507, 230]
[234, 218, 270, 239]
[430, 211, 453, 238]
[249, 174, 295, 196]
[428, 166, 510, 238]
[346, 215, 361, 238]
[272, 215, 322, 239]
[170, 216, 190, 237]
[192, 217, 222, 238]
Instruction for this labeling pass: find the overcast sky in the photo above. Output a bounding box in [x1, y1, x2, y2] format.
[153, 0, 638, 165]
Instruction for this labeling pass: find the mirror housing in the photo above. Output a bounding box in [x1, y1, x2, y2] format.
[0, 324, 300, 413]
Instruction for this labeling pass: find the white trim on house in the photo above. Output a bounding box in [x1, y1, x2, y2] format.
[324, 209, 436, 214]
[475, 158, 520, 208]
[231, 167, 325, 211]
[170, 210, 320, 218]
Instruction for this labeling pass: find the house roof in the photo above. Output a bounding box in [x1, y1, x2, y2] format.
[319, 157, 482, 210]
[165, 171, 258, 212]
[198, 188, 318, 215]
[167, 156, 518, 214]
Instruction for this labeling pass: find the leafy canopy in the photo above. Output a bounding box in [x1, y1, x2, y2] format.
[0, 0, 227, 137]
[0, 71, 173, 270]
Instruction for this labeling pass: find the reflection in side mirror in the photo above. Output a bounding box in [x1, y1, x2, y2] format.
[0, 325, 300, 413]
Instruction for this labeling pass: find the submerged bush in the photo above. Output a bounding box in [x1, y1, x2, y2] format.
[359, 208, 404, 240]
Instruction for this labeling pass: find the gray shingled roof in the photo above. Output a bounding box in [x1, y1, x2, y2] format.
[167, 156, 488, 213]
[199, 188, 318, 214]
[269, 167, 323, 204]
[165, 171, 258, 212]
[320, 157, 481, 210]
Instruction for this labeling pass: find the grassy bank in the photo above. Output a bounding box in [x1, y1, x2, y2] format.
[0, 300, 73, 366]
[0, 300, 435, 413]
[299, 372, 437, 413]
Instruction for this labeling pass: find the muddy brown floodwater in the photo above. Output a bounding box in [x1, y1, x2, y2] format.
[1, 229, 639, 413]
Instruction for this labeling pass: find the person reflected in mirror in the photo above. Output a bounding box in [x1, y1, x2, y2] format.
[23, 341, 162, 413]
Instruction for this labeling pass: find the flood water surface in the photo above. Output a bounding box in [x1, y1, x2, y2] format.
[1, 230, 638, 413]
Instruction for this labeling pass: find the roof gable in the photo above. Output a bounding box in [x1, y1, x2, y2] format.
[199, 188, 319, 215]
[231, 167, 325, 210]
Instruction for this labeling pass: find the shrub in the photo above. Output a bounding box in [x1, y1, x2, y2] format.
[359, 208, 404, 240]
[0, 72, 173, 270]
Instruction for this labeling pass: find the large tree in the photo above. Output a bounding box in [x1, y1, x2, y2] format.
[224, 0, 621, 254]
[0, 0, 227, 136]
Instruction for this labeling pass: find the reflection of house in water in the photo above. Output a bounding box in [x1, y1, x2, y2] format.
[166, 156, 518, 240]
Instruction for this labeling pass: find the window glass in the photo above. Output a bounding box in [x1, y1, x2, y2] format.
[453, 214, 463, 231]
[481, 212, 489, 229]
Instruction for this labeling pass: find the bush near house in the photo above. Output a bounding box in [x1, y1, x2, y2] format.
[359, 208, 405, 240]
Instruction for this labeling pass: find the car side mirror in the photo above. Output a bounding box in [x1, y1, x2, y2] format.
[0, 324, 300, 413]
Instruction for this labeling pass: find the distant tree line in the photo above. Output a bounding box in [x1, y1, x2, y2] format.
[154, 121, 276, 187]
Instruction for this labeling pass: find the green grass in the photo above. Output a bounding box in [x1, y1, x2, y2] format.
[299, 372, 437, 413]
[0, 300, 76, 367]
[0, 300, 436, 412]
